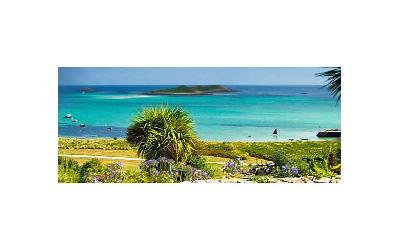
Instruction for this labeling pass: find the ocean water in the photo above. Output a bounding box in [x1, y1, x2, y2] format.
[58, 85, 341, 141]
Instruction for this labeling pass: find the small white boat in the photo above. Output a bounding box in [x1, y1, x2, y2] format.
[72, 119, 78, 122]
[79, 124, 86, 127]
[64, 114, 72, 118]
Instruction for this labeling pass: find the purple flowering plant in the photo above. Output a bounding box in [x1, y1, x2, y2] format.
[90, 162, 124, 183]
[223, 158, 243, 175]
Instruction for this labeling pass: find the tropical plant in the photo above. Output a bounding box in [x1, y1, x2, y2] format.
[316, 67, 341, 102]
[127, 105, 197, 162]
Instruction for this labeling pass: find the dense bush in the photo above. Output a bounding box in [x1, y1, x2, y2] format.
[58, 157, 81, 183]
[186, 154, 207, 170]
[187, 154, 224, 179]
[200, 164, 224, 179]
[271, 150, 290, 168]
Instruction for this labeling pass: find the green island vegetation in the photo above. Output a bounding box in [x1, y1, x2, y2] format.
[144, 85, 235, 95]
[58, 105, 341, 183]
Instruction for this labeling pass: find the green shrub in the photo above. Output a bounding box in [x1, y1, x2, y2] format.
[313, 166, 335, 179]
[124, 168, 177, 183]
[186, 154, 207, 170]
[200, 164, 224, 179]
[271, 150, 290, 168]
[123, 170, 151, 183]
[249, 175, 270, 183]
[58, 157, 82, 183]
[173, 162, 194, 182]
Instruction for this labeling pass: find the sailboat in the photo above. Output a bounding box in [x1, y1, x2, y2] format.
[273, 129, 278, 136]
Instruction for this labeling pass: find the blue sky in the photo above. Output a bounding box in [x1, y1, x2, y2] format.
[58, 67, 329, 86]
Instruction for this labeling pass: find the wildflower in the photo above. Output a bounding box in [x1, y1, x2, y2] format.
[282, 165, 289, 171]
[291, 167, 299, 175]
[229, 162, 235, 168]
[158, 157, 168, 163]
[202, 172, 208, 177]
[154, 170, 160, 175]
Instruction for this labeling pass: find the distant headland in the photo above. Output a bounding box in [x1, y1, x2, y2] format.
[144, 85, 236, 95]
[80, 87, 96, 93]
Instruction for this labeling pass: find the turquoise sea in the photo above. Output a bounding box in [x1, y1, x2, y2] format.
[58, 85, 341, 141]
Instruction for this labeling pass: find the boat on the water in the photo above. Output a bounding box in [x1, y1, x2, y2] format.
[64, 114, 72, 118]
[72, 119, 78, 122]
[79, 124, 86, 127]
[317, 129, 341, 138]
[272, 129, 278, 135]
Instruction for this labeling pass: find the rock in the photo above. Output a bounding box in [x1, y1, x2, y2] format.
[313, 177, 332, 183]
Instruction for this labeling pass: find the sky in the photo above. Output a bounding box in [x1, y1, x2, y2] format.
[58, 67, 330, 86]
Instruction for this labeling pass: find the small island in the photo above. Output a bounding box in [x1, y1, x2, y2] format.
[144, 85, 236, 95]
[80, 87, 96, 93]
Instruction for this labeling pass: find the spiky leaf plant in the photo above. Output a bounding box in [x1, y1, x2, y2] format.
[127, 105, 197, 162]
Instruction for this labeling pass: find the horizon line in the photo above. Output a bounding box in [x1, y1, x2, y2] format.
[59, 84, 325, 86]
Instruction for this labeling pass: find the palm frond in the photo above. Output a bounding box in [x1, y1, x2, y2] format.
[316, 67, 341, 102]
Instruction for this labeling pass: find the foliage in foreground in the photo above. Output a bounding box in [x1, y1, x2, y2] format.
[58, 156, 220, 183]
[127, 105, 197, 162]
[316, 67, 341, 102]
[58, 138, 341, 182]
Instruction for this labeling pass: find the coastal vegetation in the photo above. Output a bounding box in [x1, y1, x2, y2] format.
[144, 85, 234, 95]
[59, 137, 341, 183]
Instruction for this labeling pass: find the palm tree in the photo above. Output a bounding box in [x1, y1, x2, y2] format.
[316, 67, 341, 102]
[127, 105, 197, 162]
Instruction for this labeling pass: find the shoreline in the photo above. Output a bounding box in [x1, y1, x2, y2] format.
[58, 136, 340, 143]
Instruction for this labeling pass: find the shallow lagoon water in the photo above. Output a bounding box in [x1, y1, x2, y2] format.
[58, 85, 341, 141]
